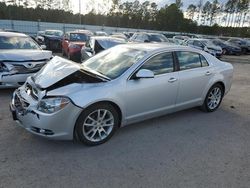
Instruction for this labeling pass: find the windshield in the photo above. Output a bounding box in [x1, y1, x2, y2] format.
[82, 46, 146, 79]
[201, 40, 214, 46]
[0, 36, 40, 49]
[149, 34, 168, 42]
[45, 30, 63, 37]
[70, 33, 89, 41]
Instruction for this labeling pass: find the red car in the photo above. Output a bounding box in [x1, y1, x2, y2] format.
[62, 30, 92, 61]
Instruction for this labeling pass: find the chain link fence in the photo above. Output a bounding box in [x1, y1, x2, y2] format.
[0, 19, 180, 36]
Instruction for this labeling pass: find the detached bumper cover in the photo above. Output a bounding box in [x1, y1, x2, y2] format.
[10, 90, 82, 140]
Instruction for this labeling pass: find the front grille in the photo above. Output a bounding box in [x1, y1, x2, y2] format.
[12, 63, 46, 74]
[25, 83, 39, 100]
[14, 90, 30, 113]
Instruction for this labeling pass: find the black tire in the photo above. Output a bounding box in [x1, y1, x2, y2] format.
[74, 103, 119, 146]
[201, 83, 224, 112]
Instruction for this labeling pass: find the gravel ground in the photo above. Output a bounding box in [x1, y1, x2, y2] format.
[0, 55, 250, 188]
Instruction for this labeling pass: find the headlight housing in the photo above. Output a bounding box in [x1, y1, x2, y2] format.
[37, 97, 70, 114]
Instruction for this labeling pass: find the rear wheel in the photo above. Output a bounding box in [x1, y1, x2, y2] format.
[74, 103, 119, 146]
[201, 84, 224, 112]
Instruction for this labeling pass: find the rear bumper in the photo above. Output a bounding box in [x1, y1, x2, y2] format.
[10, 90, 83, 140]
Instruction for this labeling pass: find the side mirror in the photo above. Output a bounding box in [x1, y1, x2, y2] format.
[135, 69, 154, 79]
[40, 45, 46, 50]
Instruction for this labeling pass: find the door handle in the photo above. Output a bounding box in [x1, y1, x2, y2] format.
[205, 71, 212, 76]
[168, 78, 178, 83]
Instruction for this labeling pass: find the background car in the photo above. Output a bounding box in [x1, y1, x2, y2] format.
[185, 39, 222, 58]
[42, 29, 64, 52]
[211, 38, 241, 55]
[0, 32, 52, 88]
[81, 36, 126, 61]
[94, 31, 108, 36]
[130, 32, 170, 43]
[227, 38, 249, 54]
[11, 44, 233, 145]
[62, 30, 92, 61]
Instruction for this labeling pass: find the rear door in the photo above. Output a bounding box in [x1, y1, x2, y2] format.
[175, 51, 212, 107]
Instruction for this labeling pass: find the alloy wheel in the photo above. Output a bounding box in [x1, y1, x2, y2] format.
[207, 87, 222, 110]
[82, 109, 114, 142]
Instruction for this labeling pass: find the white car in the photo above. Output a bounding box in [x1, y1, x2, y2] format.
[0, 32, 52, 88]
[186, 39, 223, 58]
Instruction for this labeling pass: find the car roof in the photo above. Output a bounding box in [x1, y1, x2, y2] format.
[121, 43, 200, 53]
[0, 31, 28, 37]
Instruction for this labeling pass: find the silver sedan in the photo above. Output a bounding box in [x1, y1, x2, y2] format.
[10, 43, 233, 145]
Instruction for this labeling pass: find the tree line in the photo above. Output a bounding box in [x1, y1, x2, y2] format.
[0, 0, 249, 37]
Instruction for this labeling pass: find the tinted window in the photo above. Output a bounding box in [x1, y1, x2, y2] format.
[176, 51, 202, 70]
[200, 55, 209, 67]
[141, 52, 174, 75]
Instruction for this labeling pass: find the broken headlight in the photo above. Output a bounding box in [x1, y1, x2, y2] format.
[37, 97, 70, 114]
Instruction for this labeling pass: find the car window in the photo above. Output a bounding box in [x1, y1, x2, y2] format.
[176, 51, 202, 70]
[140, 52, 174, 75]
[200, 55, 209, 67]
[194, 41, 203, 47]
[70, 33, 88, 41]
[187, 40, 193, 45]
[0, 36, 40, 49]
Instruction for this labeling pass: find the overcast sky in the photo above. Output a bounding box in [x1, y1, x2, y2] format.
[71, 0, 228, 14]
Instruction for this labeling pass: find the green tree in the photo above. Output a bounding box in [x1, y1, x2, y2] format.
[187, 4, 197, 20]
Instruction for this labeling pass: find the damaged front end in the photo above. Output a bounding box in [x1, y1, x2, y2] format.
[10, 56, 108, 139]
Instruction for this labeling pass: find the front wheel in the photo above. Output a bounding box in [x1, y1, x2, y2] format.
[74, 103, 119, 146]
[201, 84, 224, 112]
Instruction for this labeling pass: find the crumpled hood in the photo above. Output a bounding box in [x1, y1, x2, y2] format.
[33, 56, 80, 89]
[0, 50, 52, 62]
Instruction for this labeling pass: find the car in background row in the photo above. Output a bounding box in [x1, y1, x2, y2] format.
[62, 30, 93, 61]
[94, 31, 108, 36]
[0, 32, 52, 88]
[211, 39, 241, 55]
[81, 36, 126, 61]
[10, 44, 233, 145]
[185, 39, 222, 58]
[41, 30, 64, 52]
[130, 32, 170, 43]
[227, 38, 250, 54]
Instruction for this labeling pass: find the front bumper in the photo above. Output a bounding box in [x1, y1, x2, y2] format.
[10, 90, 82, 140]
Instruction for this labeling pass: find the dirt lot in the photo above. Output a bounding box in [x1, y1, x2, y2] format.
[0, 55, 250, 188]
